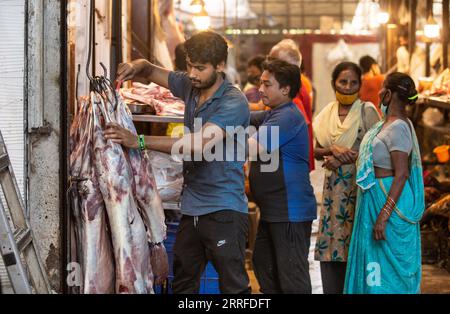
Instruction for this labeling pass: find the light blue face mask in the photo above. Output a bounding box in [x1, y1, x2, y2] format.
[379, 91, 390, 116]
[381, 104, 389, 116]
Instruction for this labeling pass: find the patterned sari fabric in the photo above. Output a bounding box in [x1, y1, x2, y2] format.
[344, 120, 425, 294]
[314, 159, 358, 262]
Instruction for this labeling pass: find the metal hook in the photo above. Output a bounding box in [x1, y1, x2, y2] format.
[100, 62, 108, 79]
[100, 62, 119, 111]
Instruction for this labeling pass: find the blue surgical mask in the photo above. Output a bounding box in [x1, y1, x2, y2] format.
[379, 91, 390, 117]
[381, 104, 389, 116]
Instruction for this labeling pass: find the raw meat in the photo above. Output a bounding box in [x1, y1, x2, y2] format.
[91, 92, 153, 293]
[69, 98, 115, 294]
[114, 97, 169, 284]
[120, 82, 185, 116]
[69, 89, 169, 294]
[114, 96, 167, 244]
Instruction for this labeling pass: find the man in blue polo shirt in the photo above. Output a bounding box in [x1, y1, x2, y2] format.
[106, 31, 250, 294]
[248, 58, 317, 294]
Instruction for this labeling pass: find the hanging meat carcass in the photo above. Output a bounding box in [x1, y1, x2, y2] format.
[69, 89, 168, 294]
[69, 98, 115, 294]
[114, 94, 169, 284]
[92, 93, 153, 293]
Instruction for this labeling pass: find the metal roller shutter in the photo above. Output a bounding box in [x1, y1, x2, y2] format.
[0, 0, 26, 294]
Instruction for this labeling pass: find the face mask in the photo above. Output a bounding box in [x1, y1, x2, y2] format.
[335, 91, 359, 106]
[379, 91, 390, 116]
[381, 104, 389, 116]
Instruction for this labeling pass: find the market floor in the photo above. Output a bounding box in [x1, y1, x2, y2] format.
[247, 235, 450, 294]
[421, 265, 450, 294]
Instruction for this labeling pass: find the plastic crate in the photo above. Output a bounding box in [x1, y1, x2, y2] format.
[154, 223, 220, 294]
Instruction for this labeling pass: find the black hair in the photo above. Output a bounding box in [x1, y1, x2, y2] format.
[184, 31, 228, 68]
[263, 58, 301, 99]
[248, 55, 266, 72]
[398, 26, 409, 39]
[384, 72, 418, 105]
[332, 61, 362, 86]
[174, 43, 187, 71]
[359, 55, 377, 74]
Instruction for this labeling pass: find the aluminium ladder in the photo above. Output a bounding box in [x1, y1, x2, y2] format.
[0, 130, 51, 294]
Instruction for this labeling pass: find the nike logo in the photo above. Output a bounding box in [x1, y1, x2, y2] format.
[217, 240, 227, 247]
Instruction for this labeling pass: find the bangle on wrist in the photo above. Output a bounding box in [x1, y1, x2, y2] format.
[387, 196, 397, 208]
[382, 207, 392, 216]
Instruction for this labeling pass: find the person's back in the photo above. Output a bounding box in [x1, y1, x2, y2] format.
[301, 74, 313, 103]
[359, 55, 384, 114]
[360, 74, 384, 112]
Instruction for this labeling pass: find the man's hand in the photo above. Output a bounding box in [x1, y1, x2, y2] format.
[116, 59, 151, 82]
[104, 123, 139, 149]
[116, 62, 138, 82]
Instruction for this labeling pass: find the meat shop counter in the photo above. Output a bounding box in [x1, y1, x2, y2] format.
[418, 95, 450, 110]
[132, 115, 184, 124]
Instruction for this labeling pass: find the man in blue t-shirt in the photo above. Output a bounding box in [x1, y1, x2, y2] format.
[248, 58, 317, 294]
[105, 31, 250, 294]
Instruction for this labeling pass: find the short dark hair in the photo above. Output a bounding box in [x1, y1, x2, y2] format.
[174, 43, 187, 71]
[359, 55, 377, 74]
[385, 72, 418, 105]
[184, 31, 228, 68]
[398, 26, 409, 39]
[248, 55, 266, 72]
[263, 58, 301, 99]
[332, 61, 362, 86]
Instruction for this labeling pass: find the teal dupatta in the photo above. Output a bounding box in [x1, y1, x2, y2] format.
[344, 120, 425, 294]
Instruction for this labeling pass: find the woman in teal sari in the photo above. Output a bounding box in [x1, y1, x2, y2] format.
[344, 72, 425, 294]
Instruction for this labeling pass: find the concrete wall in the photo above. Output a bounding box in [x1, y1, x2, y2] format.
[27, 0, 64, 292]
[0, 0, 26, 294]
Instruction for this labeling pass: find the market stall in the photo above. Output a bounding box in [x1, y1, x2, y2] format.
[2, 0, 450, 296]
[414, 69, 450, 272]
[46, 0, 450, 295]
[66, 0, 182, 294]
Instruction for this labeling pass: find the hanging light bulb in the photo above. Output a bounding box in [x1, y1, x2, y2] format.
[376, 11, 390, 25]
[190, 0, 204, 14]
[193, 5, 210, 31]
[424, 15, 440, 39]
